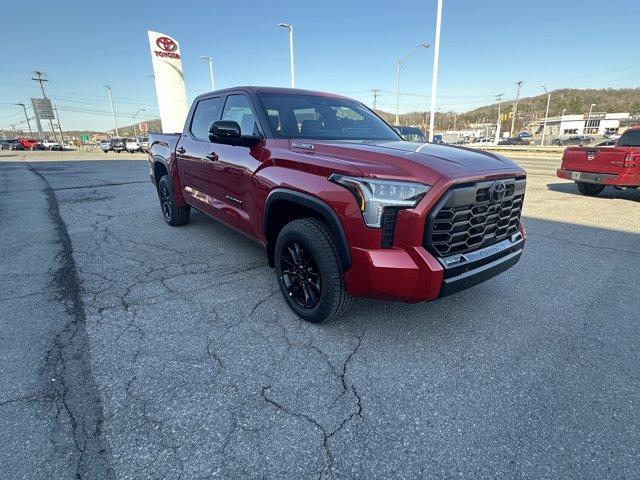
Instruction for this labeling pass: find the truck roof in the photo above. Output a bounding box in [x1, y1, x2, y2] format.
[194, 86, 352, 101]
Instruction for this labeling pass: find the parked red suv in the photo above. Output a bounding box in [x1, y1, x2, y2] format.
[149, 87, 527, 322]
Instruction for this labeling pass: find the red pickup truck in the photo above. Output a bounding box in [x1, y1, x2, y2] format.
[557, 127, 640, 196]
[148, 87, 527, 322]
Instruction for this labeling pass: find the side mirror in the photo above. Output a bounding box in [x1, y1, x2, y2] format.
[208, 120, 263, 147]
[209, 120, 242, 141]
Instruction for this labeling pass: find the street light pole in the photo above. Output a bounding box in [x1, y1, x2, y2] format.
[200, 56, 215, 91]
[15, 103, 33, 137]
[585, 103, 596, 134]
[132, 108, 145, 137]
[278, 23, 295, 88]
[428, 0, 443, 142]
[541, 85, 551, 147]
[101, 84, 119, 136]
[395, 43, 430, 125]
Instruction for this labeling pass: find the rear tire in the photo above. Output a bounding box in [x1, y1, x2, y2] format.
[275, 218, 352, 323]
[576, 182, 605, 196]
[157, 175, 190, 226]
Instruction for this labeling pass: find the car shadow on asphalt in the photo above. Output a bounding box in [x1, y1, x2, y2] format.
[546, 182, 640, 202]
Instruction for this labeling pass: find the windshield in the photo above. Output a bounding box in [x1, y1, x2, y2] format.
[617, 130, 640, 147]
[258, 93, 400, 141]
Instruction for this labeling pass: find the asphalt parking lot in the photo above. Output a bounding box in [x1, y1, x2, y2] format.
[1, 152, 639, 479]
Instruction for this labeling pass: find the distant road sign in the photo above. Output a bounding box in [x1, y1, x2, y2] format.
[80, 134, 90, 142]
[31, 98, 55, 120]
[139, 122, 148, 133]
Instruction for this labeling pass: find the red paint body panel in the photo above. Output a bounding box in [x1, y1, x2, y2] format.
[149, 87, 528, 303]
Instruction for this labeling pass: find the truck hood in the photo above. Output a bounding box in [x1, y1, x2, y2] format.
[290, 139, 523, 184]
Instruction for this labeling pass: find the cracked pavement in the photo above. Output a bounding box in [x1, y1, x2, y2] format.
[1, 156, 639, 479]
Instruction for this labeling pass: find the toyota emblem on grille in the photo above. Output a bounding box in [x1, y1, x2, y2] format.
[489, 181, 507, 204]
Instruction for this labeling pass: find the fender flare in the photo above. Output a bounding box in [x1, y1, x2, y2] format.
[263, 189, 351, 270]
[152, 155, 186, 206]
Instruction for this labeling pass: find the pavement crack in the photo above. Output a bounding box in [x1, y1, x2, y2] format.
[28, 163, 115, 480]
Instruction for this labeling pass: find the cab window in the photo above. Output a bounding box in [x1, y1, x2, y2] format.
[221, 94, 259, 136]
[190, 97, 222, 140]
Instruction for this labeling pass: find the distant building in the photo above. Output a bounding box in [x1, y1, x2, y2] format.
[530, 112, 630, 136]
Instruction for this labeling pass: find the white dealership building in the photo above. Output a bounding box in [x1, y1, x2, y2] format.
[532, 112, 630, 137]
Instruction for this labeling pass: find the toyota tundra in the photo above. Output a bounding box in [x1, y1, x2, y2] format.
[148, 87, 527, 322]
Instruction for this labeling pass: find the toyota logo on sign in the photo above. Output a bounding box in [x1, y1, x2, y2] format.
[156, 36, 177, 52]
[489, 181, 507, 204]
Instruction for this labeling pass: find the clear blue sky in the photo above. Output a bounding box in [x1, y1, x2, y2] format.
[2, 0, 639, 132]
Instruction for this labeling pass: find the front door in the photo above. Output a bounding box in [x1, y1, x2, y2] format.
[206, 93, 265, 238]
[176, 96, 223, 214]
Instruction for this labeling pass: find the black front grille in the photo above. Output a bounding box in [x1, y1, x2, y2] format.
[424, 178, 526, 257]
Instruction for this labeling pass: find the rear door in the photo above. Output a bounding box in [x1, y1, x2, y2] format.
[176, 96, 223, 213]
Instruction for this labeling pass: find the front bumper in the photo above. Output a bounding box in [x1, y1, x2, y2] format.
[344, 224, 526, 303]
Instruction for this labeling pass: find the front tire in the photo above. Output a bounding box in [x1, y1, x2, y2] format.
[157, 175, 190, 226]
[576, 182, 605, 196]
[275, 218, 352, 323]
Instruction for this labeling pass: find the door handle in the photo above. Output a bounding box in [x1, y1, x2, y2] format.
[205, 153, 219, 162]
[176, 146, 186, 154]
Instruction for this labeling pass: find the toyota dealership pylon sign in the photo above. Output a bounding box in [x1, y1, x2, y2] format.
[148, 31, 189, 134]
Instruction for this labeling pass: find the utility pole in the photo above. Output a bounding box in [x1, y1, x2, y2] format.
[428, 0, 443, 142]
[15, 103, 33, 137]
[53, 106, 65, 145]
[494, 93, 504, 145]
[510, 81, 523, 137]
[101, 85, 119, 136]
[372, 89, 380, 111]
[585, 103, 596, 134]
[132, 108, 145, 137]
[31, 70, 58, 142]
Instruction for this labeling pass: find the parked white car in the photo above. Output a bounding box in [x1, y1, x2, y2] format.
[99, 140, 111, 152]
[125, 138, 142, 153]
[41, 139, 62, 150]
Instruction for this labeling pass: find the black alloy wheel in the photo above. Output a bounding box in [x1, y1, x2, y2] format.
[159, 181, 172, 222]
[274, 218, 352, 323]
[280, 240, 322, 309]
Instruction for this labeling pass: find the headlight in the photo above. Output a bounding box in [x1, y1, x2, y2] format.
[330, 174, 430, 228]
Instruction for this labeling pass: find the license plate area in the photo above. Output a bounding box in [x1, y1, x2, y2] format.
[571, 171, 581, 180]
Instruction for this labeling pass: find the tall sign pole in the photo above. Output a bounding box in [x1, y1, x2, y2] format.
[428, 0, 443, 142]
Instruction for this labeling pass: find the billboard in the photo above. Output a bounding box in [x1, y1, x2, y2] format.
[148, 31, 189, 133]
[31, 98, 55, 120]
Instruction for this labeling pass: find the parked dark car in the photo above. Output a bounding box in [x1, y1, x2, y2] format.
[109, 137, 127, 153]
[2, 139, 24, 150]
[393, 126, 427, 143]
[551, 136, 594, 146]
[498, 137, 529, 146]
